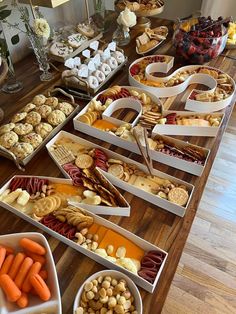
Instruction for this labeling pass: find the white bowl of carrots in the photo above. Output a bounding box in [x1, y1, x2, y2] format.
[0, 232, 61, 314]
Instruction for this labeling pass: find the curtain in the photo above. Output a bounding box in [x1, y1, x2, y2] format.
[201, 0, 236, 19]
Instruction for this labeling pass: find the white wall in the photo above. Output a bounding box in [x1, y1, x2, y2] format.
[2, 0, 203, 63]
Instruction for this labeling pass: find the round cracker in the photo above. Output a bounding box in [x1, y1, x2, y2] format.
[168, 187, 189, 206]
[75, 154, 94, 169]
[108, 164, 124, 179]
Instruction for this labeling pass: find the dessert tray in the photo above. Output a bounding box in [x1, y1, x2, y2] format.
[0, 88, 80, 170]
[46, 130, 194, 217]
[73, 270, 143, 314]
[73, 85, 211, 176]
[136, 26, 168, 55]
[0, 177, 167, 293]
[0, 232, 61, 314]
[129, 55, 236, 112]
[61, 41, 127, 95]
[49, 23, 102, 63]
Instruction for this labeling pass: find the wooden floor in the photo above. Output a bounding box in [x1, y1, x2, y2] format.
[162, 107, 236, 314]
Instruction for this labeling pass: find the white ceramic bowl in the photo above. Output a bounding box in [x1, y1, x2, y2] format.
[0, 232, 62, 314]
[73, 270, 143, 314]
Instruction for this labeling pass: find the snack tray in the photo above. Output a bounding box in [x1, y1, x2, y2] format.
[129, 55, 236, 112]
[0, 179, 168, 293]
[73, 270, 143, 314]
[0, 88, 80, 170]
[73, 86, 211, 176]
[49, 32, 103, 63]
[152, 110, 224, 137]
[0, 232, 62, 314]
[62, 47, 128, 96]
[47, 131, 195, 217]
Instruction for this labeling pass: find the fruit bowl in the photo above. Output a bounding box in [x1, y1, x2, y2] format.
[173, 16, 228, 64]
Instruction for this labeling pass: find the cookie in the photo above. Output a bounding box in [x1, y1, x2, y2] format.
[11, 112, 27, 123]
[47, 110, 66, 126]
[0, 123, 15, 135]
[21, 132, 43, 149]
[33, 94, 47, 106]
[45, 97, 59, 108]
[0, 131, 19, 149]
[25, 111, 41, 126]
[14, 123, 33, 135]
[11, 142, 34, 160]
[57, 102, 74, 116]
[33, 195, 62, 217]
[108, 164, 124, 179]
[36, 105, 52, 118]
[168, 187, 189, 206]
[35, 122, 53, 139]
[75, 154, 94, 169]
[68, 33, 87, 48]
[22, 103, 36, 113]
[50, 42, 73, 57]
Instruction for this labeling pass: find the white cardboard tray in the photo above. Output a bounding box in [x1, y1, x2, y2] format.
[46, 131, 195, 217]
[152, 110, 224, 137]
[0, 175, 130, 217]
[0, 232, 61, 314]
[0, 185, 168, 293]
[128, 55, 236, 112]
[73, 270, 143, 314]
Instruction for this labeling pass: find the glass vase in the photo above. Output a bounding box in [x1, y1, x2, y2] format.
[0, 22, 23, 93]
[28, 32, 53, 82]
[93, 0, 105, 32]
[112, 25, 130, 46]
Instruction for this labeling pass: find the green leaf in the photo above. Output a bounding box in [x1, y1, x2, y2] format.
[0, 6, 9, 11]
[11, 34, 20, 45]
[0, 10, 12, 20]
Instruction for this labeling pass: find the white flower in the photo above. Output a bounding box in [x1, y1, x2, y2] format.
[117, 7, 137, 31]
[33, 18, 50, 39]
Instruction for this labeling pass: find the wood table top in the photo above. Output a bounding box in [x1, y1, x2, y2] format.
[0, 18, 236, 314]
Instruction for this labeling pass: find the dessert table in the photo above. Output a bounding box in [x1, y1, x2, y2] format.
[0, 18, 236, 314]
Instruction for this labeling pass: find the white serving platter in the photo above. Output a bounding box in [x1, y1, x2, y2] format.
[128, 55, 236, 112]
[73, 270, 143, 314]
[0, 175, 130, 217]
[152, 110, 224, 137]
[0, 232, 61, 314]
[0, 189, 168, 293]
[46, 131, 195, 217]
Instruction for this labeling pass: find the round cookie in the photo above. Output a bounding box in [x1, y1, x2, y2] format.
[0, 131, 19, 149]
[11, 112, 27, 123]
[45, 97, 59, 109]
[14, 123, 33, 136]
[22, 103, 36, 113]
[168, 187, 189, 206]
[36, 104, 52, 119]
[50, 42, 73, 57]
[0, 123, 15, 135]
[33, 94, 47, 106]
[21, 132, 43, 149]
[35, 122, 53, 139]
[68, 33, 87, 48]
[57, 102, 74, 116]
[25, 111, 41, 126]
[11, 142, 34, 160]
[47, 110, 66, 126]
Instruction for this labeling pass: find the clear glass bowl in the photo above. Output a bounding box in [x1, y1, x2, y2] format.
[173, 23, 228, 64]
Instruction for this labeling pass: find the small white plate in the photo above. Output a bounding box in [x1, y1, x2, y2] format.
[0, 232, 62, 314]
[73, 270, 143, 314]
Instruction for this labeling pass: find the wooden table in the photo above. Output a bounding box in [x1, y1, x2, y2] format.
[0, 18, 236, 314]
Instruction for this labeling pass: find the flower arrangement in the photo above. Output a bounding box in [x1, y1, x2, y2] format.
[117, 7, 137, 31]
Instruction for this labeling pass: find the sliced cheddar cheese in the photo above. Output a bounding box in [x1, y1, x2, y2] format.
[98, 229, 144, 261]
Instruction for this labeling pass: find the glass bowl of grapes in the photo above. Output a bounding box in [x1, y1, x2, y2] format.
[173, 16, 229, 64]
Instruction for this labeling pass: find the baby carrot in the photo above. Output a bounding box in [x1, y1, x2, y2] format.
[14, 257, 33, 289]
[8, 252, 25, 280]
[16, 292, 28, 308]
[22, 261, 42, 293]
[0, 254, 14, 275]
[20, 238, 46, 256]
[0, 274, 21, 302]
[30, 274, 51, 301]
[0, 247, 7, 269]
[25, 251, 46, 265]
